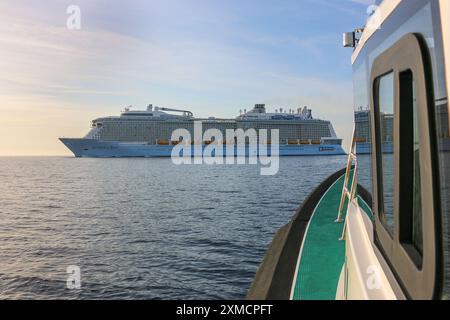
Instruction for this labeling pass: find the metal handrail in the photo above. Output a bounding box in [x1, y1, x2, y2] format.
[335, 126, 358, 240]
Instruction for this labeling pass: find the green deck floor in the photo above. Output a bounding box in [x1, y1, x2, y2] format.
[292, 172, 372, 300]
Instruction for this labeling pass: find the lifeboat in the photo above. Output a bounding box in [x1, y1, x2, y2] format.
[355, 138, 367, 143]
[156, 139, 170, 145]
[311, 140, 321, 145]
[300, 140, 311, 145]
[288, 139, 299, 145]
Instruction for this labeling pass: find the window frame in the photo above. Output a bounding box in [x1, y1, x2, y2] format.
[373, 71, 395, 237]
[370, 33, 441, 299]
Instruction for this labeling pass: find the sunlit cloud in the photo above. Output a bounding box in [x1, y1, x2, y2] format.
[0, 0, 363, 155]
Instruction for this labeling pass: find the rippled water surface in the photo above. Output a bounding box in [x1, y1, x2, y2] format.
[0, 156, 350, 299]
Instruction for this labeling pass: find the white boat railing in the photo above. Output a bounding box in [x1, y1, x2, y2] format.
[335, 125, 358, 240]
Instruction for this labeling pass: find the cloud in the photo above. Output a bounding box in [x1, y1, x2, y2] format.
[0, 0, 356, 155]
[347, 0, 375, 5]
[0, 7, 345, 107]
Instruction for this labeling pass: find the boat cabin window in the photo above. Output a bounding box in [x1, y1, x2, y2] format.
[398, 70, 423, 261]
[375, 72, 395, 236]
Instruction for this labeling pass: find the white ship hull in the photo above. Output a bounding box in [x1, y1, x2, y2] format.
[60, 138, 346, 158]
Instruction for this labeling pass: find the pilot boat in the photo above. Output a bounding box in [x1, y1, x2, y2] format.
[248, 0, 450, 300]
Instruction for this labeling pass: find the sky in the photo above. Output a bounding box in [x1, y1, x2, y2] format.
[0, 0, 376, 156]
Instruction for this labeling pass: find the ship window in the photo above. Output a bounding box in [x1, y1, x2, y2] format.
[375, 72, 395, 236]
[398, 70, 423, 264]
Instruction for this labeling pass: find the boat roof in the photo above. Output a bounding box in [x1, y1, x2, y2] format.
[352, 0, 402, 64]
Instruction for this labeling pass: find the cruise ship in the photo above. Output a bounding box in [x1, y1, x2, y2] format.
[60, 104, 346, 157]
[354, 108, 393, 154]
[354, 104, 449, 154]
